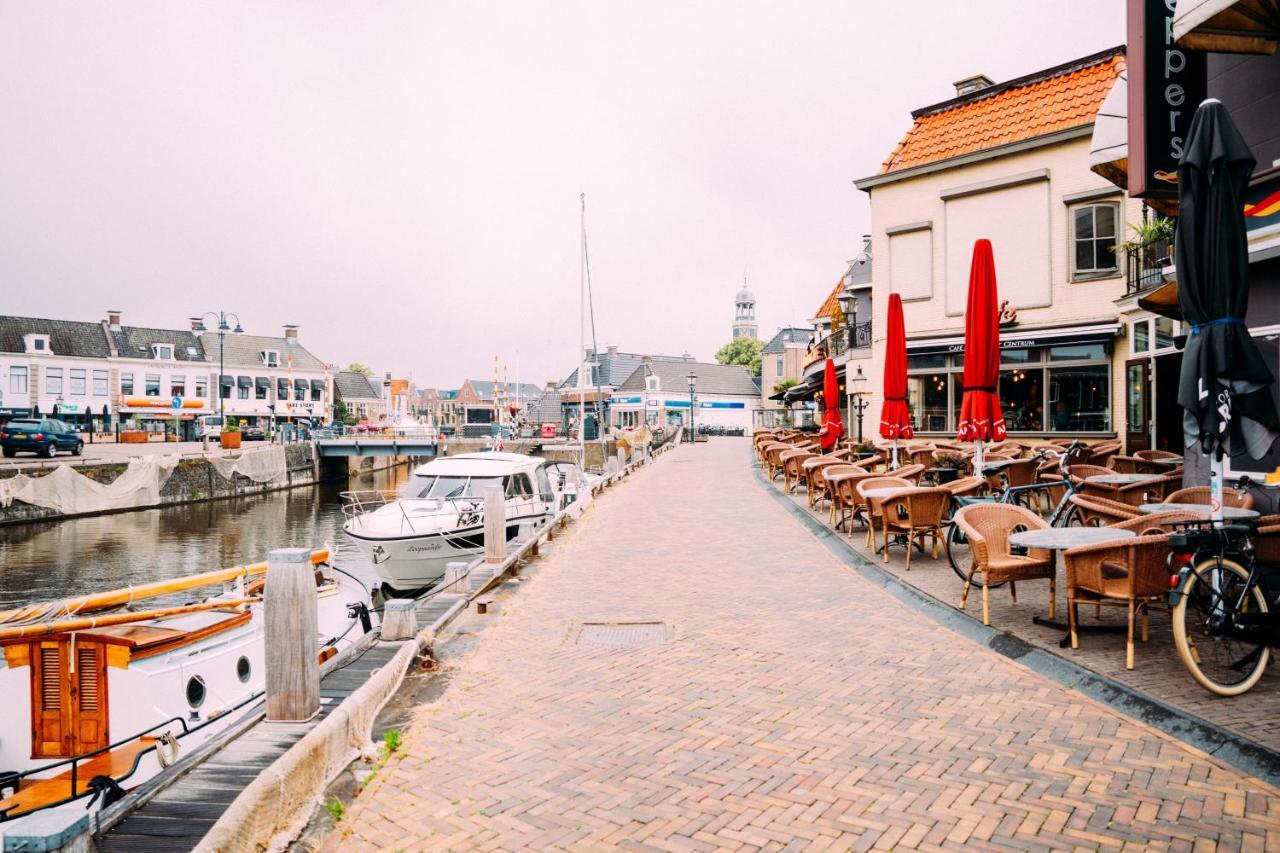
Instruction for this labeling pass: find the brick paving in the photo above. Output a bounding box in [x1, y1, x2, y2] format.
[324, 440, 1280, 851]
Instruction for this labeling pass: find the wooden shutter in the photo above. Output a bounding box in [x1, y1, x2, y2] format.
[30, 642, 69, 758]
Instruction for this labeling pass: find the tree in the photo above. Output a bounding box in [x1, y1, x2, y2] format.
[715, 337, 765, 376]
[773, 378, 798, 395]
[344, 363, 373, 376]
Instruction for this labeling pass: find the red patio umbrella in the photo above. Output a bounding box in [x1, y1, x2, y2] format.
[880, 293, 913, 465]
[956, 240, 1006, 469]
[818, 357, 844, 451]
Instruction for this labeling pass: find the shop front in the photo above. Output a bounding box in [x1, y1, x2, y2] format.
[117, 397, 208, 440]
[905, 323, 1119, 438]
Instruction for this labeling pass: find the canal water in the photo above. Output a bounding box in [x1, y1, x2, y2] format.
[0, 465, 412, 609]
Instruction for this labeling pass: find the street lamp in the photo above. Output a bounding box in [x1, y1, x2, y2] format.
[686, 371, 697, 444]
[193, 311, 243, 424]
[850, 365, 869, 445]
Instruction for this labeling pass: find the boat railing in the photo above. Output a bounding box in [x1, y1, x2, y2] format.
[339, 490, 486, 533]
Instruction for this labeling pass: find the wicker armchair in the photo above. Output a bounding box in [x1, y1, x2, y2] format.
[889, 463, 927, 484]
[1256, 515, 1280, 564]
[1106, 510, 1198, 534]
[1135, 449, 1181, 461]
[953, 503, 1056, 626]
[856, 476, 912, 551]
[780, 449, 816, 494]
[817, 464, 860, 522]
[1107, 455, 1142, 474]
[760, 442, 789, 477]
[881, 487, 951, 569]
[1086, 441, 1122, 467]
[1165, 486, 1255, 509]
[1062, 533, 1175, 669]
[906, 443, 939, 468]
[826, 468, 871, 531]
[1069, 494, 1141, 526]
[802, 456, 845, 508]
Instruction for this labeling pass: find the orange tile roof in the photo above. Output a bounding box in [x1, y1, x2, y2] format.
[814, 276, 844, 320]
[879, 48, 1125, 175]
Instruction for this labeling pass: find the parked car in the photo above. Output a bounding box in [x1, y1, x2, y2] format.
[1, 419, 83, 458]
[241, 425, 267, 441]
[196, 415, 225, 442]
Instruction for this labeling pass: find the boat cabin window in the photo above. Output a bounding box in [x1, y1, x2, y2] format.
[535, 467, 553, 500]
[506, 473, 534, 498]
[406, 474, 503, 499]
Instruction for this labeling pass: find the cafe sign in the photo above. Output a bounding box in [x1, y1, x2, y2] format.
[1127, 0, 1207, 198]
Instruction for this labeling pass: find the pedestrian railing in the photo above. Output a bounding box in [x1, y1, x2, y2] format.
[1125, 239, 1173, 296]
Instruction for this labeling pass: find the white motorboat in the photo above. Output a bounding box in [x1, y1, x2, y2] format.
[0, 548, 367, 836]
[342, 453, 563, 593]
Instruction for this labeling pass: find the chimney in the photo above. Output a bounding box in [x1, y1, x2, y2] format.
[584, 347, 594, 360]
[954, 74, 993, 97]
[546, 380, 558, 390]
[607, 345, 618, 356]
[283, 324, 299, 341]
[107, 310, 122, 331]
[190, 317, 203, 332]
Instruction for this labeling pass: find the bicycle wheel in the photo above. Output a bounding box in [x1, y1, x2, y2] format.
[945, 519, 1008, 588]
[1060, 502, 1083, 527]
[1171, 557, 1269, 697]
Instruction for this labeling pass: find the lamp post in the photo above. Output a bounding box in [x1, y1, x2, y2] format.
[193, 311, 243, 424]
[850, 365, 869, 445]
[686, 371, 697, 444]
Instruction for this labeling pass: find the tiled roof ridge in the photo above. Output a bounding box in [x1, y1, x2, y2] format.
[814, 276, 846, 321]
[911, 45, 1125, 120]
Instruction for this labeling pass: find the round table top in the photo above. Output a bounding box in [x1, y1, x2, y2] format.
[860, 486, 911, 500]
[1139, 503, 1260, 520]
[1008, 527, 1136, 550]
[1086, 473, 1161, 485]
[1144, 457, 1182, 466]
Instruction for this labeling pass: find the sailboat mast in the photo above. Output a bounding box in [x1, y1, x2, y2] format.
[579, 193, 587, 468]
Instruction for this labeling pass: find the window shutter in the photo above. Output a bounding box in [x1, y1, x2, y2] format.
[40, 646, 61, 712]
[77, 647, 100, 711]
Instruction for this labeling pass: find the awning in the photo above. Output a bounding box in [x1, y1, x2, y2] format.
[255, 377, 270, 389]
[1137, 279, 1184, 321]
[1088, 70, 1128, 190]
[220, 374, 234, 387]
[277, 378, 289, 395]
[784, 375, 823, 403]
[906, 322, 1121, 356]
[237, 375, 252, 388]
[1174, 0, 1280, 54]
[294, 378, 308, 392]
[310, 379, 325, 392]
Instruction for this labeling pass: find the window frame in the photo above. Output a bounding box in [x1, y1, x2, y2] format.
[92, 370, 108, 396]
[69, 368, 86, 396]
[120, 372, 134, 395]
[45, 367, 63, 395]
[10, 365, 28, 394]
[1069, 201, 1121, 282]
[145, 374, 161, 397]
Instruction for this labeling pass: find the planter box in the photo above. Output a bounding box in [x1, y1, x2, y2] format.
[220, 432, 242, 450]
[934, 467, 960, 484]
[120, 431, 149, 444]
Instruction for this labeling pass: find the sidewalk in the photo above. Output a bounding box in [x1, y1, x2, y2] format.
[0, 440, 255, 469]
[324, 440, 1280, 850]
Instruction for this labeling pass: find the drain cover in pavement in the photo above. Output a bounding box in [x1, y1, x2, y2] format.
[576, 621, 667, 646]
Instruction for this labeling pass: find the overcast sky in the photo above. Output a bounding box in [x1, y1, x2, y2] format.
[0, 2, 1123, 389]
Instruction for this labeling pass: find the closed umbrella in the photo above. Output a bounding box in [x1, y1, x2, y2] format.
[880, 293, 914, 467]
[32, 403, 41, 418]
[818, 358, 844, 451]
[956, 239, 1007, 472]
[1176, 98, 1279, 519]
[101, 404, 111, 430]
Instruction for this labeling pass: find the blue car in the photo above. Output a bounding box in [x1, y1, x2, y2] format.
[1, 419, 83, 458]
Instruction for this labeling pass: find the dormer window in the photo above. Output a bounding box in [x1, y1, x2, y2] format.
[645, 376, 660, 392]
[261, 350, 280, 367]
[23, 334, 50, 354]
[152, 344, 174, 360]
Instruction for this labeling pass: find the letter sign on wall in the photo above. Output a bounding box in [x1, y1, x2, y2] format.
[1127, 0, 1207, 198]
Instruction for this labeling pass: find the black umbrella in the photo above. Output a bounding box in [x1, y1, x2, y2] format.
[32, 403, 40, 418]
[101, 403, 111, 429]
[1176, 99, 1280, 493]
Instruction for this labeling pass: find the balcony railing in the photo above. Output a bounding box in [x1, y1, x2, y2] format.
[801, 321, 873, 369]
[1125, 238, 1173, 296]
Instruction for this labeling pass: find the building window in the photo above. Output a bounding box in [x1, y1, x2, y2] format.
[152, 344, 173, 360]
[10, 366, 28, 394]
[312, 384, 323, 402]
[33, 338, 46, 351]
[92, 370, 108, 396]
[237, 383, 249, 400]
[1071, 203, 1119, 279]
[195, 377, 207, 398]
[256, 380, 267, 401]
[145, 374, 161, 396]
[1132, 320, 1150, 353]
[69, 369, 86, 396]
[261, 350, 280, 367]
[171, 376, 186, 398]
[45, 367, 63, 395]
[120, 373, 134, 395]
[775, 355, 783, 375]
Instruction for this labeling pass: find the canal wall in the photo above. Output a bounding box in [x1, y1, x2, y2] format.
[0, 444, 359, 527]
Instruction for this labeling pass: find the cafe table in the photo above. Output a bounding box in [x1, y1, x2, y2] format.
[859, 486, 913, 554]
[1008, 526, 1137, 648]
[1138, 503, 1260, 521]
[1085, 473, 1161, 486]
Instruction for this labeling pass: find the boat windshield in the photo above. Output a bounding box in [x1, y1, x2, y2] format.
[405, 474, 504, 499]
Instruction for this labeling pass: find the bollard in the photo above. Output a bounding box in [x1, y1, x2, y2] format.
[616, 448, 626, 475]
[265, 548, 320, 722]
[382, 599, 417, 641]
[605, 457, 619, 480]
[443, 561, 469, 594]
[484, 484, 506, 564]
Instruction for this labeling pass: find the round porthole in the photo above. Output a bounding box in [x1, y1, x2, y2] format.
[236, 656, 251, 683]
[186, 675, 207, 709]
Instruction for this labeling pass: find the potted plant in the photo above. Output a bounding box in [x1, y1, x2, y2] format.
[1119, 217, 1175, 289]
[220, 421, 242, 450]
[851, 442, 878, 461]
[932, 451, 965, 483]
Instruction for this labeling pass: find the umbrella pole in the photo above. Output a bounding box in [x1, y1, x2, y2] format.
[892, 439, 899, 470]
[1210, 451, 1225, 525]
[974, 439, 984, 479]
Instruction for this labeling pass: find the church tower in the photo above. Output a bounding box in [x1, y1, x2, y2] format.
[732, 277, 757, 340]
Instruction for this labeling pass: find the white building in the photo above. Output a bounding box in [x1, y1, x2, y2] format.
[199, 322, 331, 427]
[611, 358, 758, 433]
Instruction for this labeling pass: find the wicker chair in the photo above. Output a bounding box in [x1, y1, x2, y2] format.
[953, 503, 1056, 626]
[1069, 494, 1140, 526]
[802, 456, 845, 508]
[759, 442, 789, 476]
[1165, 486, 1255, 509]
[780, 449, 815, 494]
[1255, 515, 1280, 564]
[1086, 441, 1122, 468]
[857, 476, 912, 551]
[1062, 533, 1176, 669]
[889, 463, 927, 484]
[1107, 509, 1199, 534]
[1067, 464, 1121, 500]
[1135, 449, 1181, 461]
[881, 487, 951, 569]
[817, 464, 860, 523]
[1108, 455, 1142, 474]
[826, 468, 872, 531]
[906, 443, 939, 468]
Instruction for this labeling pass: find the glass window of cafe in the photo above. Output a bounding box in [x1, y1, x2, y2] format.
[906, 342, 1111, 435]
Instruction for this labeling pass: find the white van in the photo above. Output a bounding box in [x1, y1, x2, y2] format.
[196, 415, 225, 442]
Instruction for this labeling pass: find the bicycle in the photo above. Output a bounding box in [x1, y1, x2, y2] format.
[943, 441, 1087, 582]
[1169, 486, 1279, 696]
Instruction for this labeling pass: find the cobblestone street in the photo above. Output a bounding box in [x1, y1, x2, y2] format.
[326, 441, 1280, 851]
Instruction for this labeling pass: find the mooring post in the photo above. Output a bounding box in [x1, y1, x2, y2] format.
[382, 599, 417, 641]
[616, 448, 626, 475]
[265, 547, 320, 722]
[484, 484, 506, 564]
[443, 561, 469, 594]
